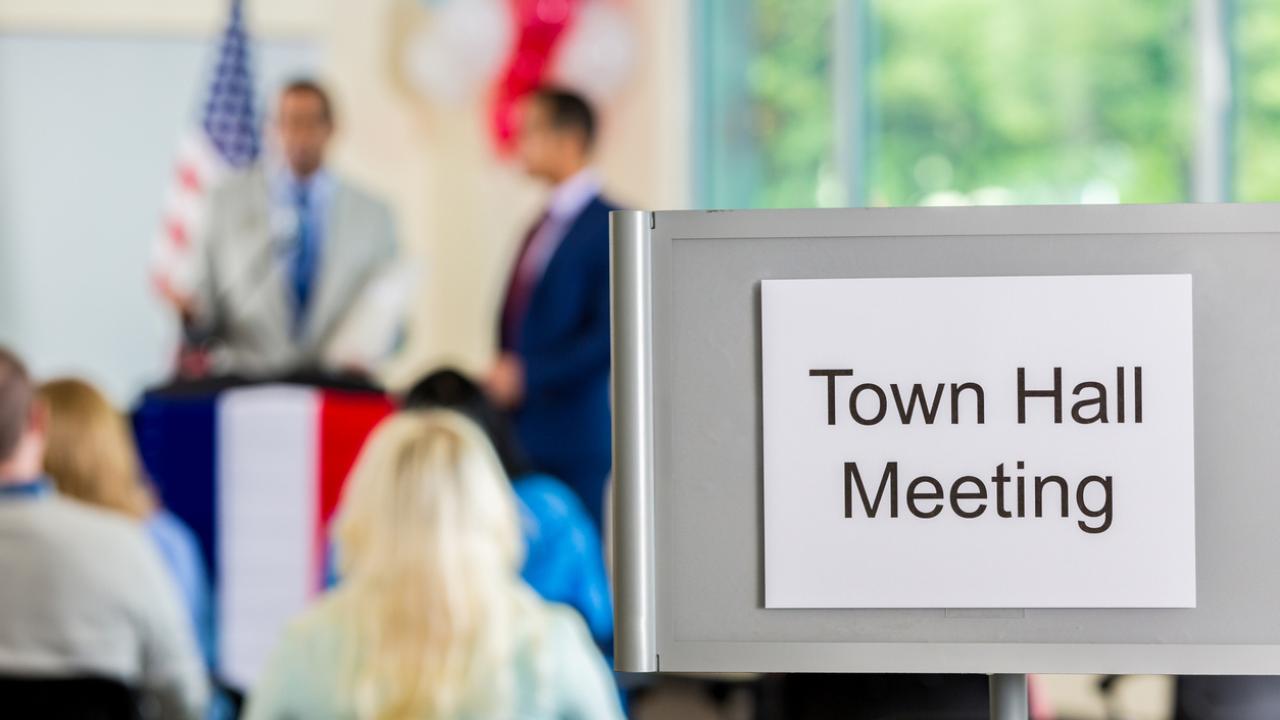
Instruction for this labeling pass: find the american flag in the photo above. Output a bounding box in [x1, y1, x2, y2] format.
[151, 0, 260, 302]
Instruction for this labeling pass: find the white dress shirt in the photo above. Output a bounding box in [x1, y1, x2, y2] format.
[513, 168, 603, 293]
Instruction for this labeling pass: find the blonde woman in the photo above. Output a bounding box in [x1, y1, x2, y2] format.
[244, 411, 624, 720]
[38, 378, 215, 667]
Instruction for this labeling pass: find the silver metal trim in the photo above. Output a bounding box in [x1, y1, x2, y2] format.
[1193, 0, 1232, 202]
[989, 674, 1029, 720]
[610, 210, 658, 672]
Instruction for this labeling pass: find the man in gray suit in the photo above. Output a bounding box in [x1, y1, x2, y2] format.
[166, 80, 400, 377]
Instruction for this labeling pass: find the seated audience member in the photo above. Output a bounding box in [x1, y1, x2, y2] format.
[245, 411, 623, 720]
[38, 378, 216, 668]
[404, 369, 613, 648]
[0, 347, 207, 719]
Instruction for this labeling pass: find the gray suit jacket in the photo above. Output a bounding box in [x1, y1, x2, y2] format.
[189, 167, 398, 376]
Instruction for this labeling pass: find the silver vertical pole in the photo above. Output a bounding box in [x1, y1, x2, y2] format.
[989, 673, 1029, 720]
[832, 0, 868, 207]
[610, 210, 658, 672]
[1193, 0, 1233, 202]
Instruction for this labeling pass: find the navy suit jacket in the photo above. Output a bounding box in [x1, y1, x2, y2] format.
[501, 195, 616, 525]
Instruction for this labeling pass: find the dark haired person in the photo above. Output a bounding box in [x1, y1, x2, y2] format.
[405, 369, 613, 649]
[161, 79, 402, 378]
[0, 347, 207, 718]
[486, 87, 620, 529]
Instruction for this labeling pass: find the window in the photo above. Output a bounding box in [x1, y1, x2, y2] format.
[1234, 0, 1280, 201]
[698, 0, 1199, 209]
[696, 0, 835, 209]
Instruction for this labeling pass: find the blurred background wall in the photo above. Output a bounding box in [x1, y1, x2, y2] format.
[7, 0, 1280, 401]
[7, 0, 1277, 402]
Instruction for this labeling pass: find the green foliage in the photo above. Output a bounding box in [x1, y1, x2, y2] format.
[745, 0, 835, 207]
[869, 0, 1192, 206]
[703, 0, 1197, 208]
[1236, 0, 1280, 201]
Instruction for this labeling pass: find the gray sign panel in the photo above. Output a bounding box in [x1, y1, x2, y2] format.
[610, 204, 1280, 674]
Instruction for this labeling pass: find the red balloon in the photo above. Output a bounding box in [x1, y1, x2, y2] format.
[491, 0, 583, 153]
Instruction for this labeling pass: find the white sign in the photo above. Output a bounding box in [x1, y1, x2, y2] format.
[762, 275, 1196, 608]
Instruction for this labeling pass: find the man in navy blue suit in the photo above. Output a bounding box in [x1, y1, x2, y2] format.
[486, 88, 617, 528]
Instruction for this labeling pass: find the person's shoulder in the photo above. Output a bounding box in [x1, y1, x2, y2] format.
[530, 600, 599, 658]
[244, 590, 353, 720]
[209, 165, 268, 201]
[145, 509, 204, 565]
[509, 471, 599, 548]
[506, 594, 582, 657]
[541, 602, 624, 712]
[566, 195, 619, 259]
[275, 587, 354, 654]
[579, 194, 620, 222]
[513, 473, 584, 515]
[333, 176, 392, 214]
[273, 589, 360, 679]
[591, 194, 622, 214]
[332, 176, 397, 251]
[531, 602, 613, 686]
[41, 496, 161, 573]
[544, 600, 593, 634]
[144, 507, 188, 540]
[506, 599, 621, 719]
[48, 494, 149, 543]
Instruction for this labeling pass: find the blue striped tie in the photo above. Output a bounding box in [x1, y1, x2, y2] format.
[290, 182, 316, 336]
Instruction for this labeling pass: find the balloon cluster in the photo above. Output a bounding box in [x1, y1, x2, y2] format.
[404, 0, 635, 153]
[491, 0, 581, 150]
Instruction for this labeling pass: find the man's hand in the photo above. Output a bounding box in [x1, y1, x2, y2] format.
[485, 352, 526, 410]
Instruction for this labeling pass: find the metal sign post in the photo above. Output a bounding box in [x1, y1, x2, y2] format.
[989, 674, 1029, 720]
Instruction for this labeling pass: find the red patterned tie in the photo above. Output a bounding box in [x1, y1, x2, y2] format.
[500, 211, 550, 349]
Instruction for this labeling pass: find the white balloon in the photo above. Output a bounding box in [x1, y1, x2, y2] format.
[551, 1, 636, 103]
[404, 27, 469, 104]
[436, 0, 512, 81]
[404, 0, 513, 105]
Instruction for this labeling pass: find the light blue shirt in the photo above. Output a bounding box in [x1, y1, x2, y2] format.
[145, 509, 216, 670]
[270, 167, 335, 325]
[243, 589, 624, 720]
[0, 476, 52, 500]
[270, 166, 335, 255]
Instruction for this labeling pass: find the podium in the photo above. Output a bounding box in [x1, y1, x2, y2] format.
[133, 376, 393, 690]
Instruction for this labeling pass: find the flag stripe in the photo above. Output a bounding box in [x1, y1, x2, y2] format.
[151, 0, 260, 299]
[138, 385, 393, 690]
[165, 217, 190, 248]
[314, 392, 395, 591]
[217, 386, 319, 690]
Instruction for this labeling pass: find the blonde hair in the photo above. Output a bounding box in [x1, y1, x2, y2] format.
[333, 410, 544, 719]
[38, 378, 151, 519]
